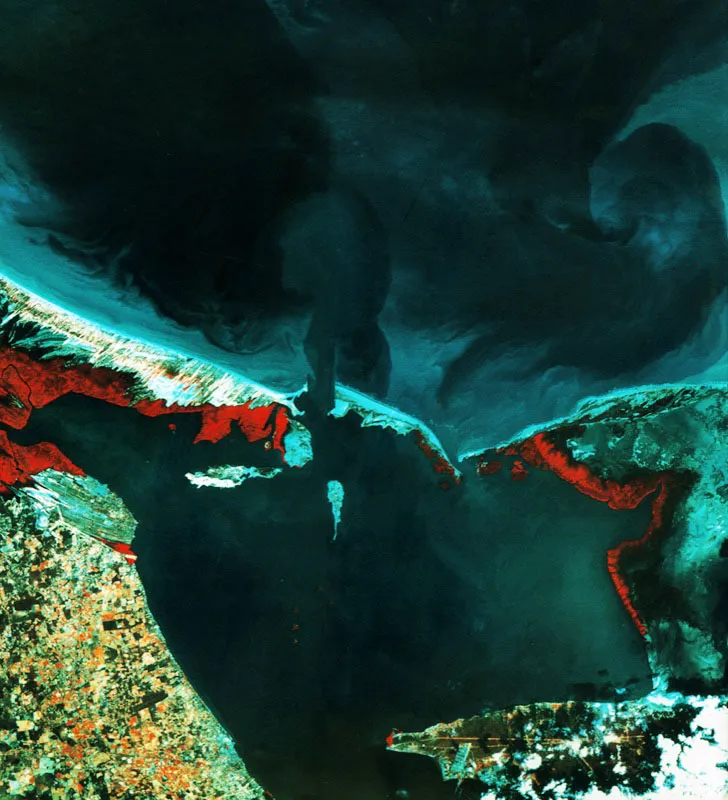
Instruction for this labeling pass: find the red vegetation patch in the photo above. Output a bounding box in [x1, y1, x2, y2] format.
[97, 538, 138, 565]
[604, 481, 672, 638]
[477, 460, 502, 476]
[500, 432, 673, 638]
[413, 430, 459, 482]
[0, 364, 33, 428]
[194, 403, 289, 454]
[510, 460, 528, 481]
[0, 429, 84, 490]
[516, 433, 661, 510]
[0, 347, 294, 561]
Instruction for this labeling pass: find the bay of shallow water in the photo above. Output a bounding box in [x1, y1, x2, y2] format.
[19, 395, 652, 799]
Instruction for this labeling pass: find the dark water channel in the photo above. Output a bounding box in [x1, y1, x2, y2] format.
[17, 395, 652, 800]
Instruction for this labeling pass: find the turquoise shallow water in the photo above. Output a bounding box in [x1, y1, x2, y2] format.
[18, 392, 653, 799]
